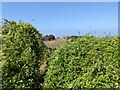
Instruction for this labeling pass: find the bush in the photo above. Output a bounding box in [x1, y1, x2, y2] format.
[44, 36, 119, 89]
[43, 34, 55, 41]
[2, 20, 45, 89]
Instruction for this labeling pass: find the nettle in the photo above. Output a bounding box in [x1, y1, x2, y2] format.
[44, 36, 119, 89]
[2, 20, 45, 89]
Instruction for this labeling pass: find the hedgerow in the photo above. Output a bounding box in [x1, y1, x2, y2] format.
[2, 20, 45, 89]
[44, 36, 119, 89]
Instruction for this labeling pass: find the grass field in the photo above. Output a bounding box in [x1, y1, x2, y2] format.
[44, 37, 67, 48]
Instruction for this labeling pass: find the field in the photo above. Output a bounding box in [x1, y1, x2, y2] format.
[44, 37, 67, 48]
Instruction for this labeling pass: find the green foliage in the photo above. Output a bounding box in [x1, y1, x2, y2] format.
[0, 26, 2, 89]
[44, 36, 119, 89]
[43, 34, 55, 41]
[2, 20, 45, 89]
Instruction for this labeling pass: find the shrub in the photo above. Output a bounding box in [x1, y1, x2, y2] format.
[44, 36, 119, 89]
[2, 20, 45, 89]
[43, 34, 55, 41]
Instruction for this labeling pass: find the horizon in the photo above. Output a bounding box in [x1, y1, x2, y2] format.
[2, 2, 118, 37]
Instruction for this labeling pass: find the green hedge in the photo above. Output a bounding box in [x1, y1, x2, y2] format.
[2, 20, 45, 89]
[44, 36, 119, 89]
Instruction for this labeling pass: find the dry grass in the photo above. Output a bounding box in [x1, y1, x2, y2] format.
[39, 60, 47, 76]
[40, 37, 67, 77]
[44, 37, 67, 48]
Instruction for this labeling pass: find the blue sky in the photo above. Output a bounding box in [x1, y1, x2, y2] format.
[2, 2, 118, 37]
[0, 2, 2, 20]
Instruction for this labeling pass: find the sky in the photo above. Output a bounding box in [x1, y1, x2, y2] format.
[0, 2, 1, 14]
[2, 2, 118, 37]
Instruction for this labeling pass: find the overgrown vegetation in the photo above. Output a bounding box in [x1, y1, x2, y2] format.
[2, 20, 45, 89]
[44, 36, 119, 89]
[1, 20, 119, 89]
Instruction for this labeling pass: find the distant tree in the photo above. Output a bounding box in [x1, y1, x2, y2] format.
[43, 34, 55, 41]
[70, 35, 79, 38]
[49, 34, 55, 40]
